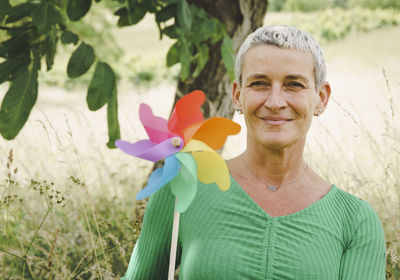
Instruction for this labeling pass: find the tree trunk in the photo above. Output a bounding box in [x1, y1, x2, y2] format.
[176, 0, 268, 119]
[136, 1, 269, 265]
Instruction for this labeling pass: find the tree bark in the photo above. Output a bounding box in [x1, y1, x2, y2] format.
[176, 0, 268, 119]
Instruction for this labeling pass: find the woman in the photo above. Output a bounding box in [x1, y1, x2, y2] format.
[122, 26, 386, 279]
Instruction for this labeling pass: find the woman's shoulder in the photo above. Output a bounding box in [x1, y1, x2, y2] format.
[330, 185, 383, 233]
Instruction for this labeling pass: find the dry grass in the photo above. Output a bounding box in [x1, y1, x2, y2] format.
[0, 19, 399, 280]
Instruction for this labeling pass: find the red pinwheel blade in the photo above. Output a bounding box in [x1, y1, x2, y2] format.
[168, 90, 205, 139]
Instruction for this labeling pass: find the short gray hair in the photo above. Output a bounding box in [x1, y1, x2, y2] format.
[234, 25, 326, 89]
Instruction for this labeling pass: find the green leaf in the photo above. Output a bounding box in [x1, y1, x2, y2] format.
[221, 36, 235, 81]
[193, 43, 208, 77]
[155, 4, 176, 23]
[87, 62, 116, 111]
[106, 88, 120, 148]
[166, 42, 180, 67]
[45, 27, 58, 71]
[190, 17, 215, 43]
[177, 0, 191, 32]
[126, 1, 148, 25]
[0, 66, 38, 140]
[0, 0, 11, 22]
[67, 42, 95, 78]
[161, 25, 177, 39]
[31, 3, 62, 34]
[192, 5, 207, 19]
[115, 6, 146, 27]
[61, 30, 79, 45]
[211, 20, 226, 43]
[0, 37, 30, 59]
[179, 41, 190, 80]
[0, 59, 29, 84]
[5, 3, 37, 23]
[67, 0, 92, 21]
[115, 8, 130, 27]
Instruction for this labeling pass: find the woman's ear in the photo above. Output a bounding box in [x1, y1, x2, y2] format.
[232, 80, 242, 109]
[317, 81, 331, 114]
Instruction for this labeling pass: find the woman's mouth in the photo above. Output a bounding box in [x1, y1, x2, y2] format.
[261, 117, 293, 125]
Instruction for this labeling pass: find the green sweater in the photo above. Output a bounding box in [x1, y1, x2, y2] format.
[122, 177, 386, 279]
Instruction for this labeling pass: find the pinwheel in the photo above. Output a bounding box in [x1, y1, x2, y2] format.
[115, 90, 240, 279]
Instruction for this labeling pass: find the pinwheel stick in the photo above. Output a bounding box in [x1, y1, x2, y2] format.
[168, 198, 180, 280]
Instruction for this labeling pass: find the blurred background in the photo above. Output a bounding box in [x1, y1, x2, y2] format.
[0, 0, 399, 278]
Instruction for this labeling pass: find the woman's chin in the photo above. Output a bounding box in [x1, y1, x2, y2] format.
[257, 133, 298, 149]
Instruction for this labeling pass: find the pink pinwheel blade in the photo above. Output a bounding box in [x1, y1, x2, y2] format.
[115, 137, 183, 162]
[139, 103, 176, 143]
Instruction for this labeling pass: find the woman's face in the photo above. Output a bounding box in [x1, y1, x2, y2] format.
[233, 45, 330, 149]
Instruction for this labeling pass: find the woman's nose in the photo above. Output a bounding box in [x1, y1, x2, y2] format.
[264, 84, 287, 112]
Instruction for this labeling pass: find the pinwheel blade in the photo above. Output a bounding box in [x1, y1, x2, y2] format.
[170, 153, 198, 213]
[115, 137, 183, 162]
[182, 140, 231, 191]
[136, 155, 181, 200]
[186, 117, 241, 150]
[139, 104, 176, 143]
[181, 139, 213, 153]
[168, 90, 205, 139]
[192, 150, 231, 191]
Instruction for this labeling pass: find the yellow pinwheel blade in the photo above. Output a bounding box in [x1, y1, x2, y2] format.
[192, 150, 230, 191]
[182, 139, 231, 190]
[181, 139, 213, 153]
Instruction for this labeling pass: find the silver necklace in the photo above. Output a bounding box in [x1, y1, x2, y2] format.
[240, 154, 308, 192]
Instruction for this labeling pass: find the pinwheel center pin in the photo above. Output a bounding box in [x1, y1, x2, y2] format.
[171, 137, 182, 148]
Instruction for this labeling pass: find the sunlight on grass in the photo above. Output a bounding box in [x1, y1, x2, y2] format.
[0, 15, 399, 279]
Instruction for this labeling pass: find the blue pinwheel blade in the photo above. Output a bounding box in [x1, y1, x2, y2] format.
[136, 155, 181, 200]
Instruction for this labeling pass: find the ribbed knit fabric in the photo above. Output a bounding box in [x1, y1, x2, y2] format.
[122, 176, 386, 280]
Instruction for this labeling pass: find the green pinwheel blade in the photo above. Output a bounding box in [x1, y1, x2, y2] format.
[170, 152, 198, 213]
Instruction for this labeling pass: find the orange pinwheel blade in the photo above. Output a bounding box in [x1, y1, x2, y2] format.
[182, 121, 204, 144]
[187, 117, 241, 150]
[168, 90, 205, 138]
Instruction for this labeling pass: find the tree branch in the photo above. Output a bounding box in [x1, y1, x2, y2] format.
[0, 25, 14, 31]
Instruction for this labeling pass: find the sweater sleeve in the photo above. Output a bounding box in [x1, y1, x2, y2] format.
[121, 185, 180, 279]
[339, 200, 386, 280]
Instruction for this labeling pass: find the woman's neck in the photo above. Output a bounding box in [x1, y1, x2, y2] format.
[243, 138, 307, 185]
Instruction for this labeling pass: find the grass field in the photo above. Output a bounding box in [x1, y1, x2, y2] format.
[0, 12, 399, 279]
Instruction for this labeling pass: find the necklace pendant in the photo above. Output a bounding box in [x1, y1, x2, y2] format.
[268, 185, 277, 192]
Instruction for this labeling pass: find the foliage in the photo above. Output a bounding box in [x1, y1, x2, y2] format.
[0, 0, 235, 147]
[267, 7, 400, 42]
[268, 0, 400, 11]
[347, 0, 400, 10]
[283, 0, 331, 12]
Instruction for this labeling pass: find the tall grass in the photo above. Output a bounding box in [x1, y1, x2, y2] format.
[0, 74, 399, 278]
[1, 16, 399, 279]
[304, 71, 400, 279]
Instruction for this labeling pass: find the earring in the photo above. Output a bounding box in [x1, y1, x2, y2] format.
[235, 107, 243, 114]
[314, 107, 323, 116]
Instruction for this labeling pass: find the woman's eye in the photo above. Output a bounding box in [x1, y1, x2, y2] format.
[249, 81, 268, 88]
[287, 81, 304, 88]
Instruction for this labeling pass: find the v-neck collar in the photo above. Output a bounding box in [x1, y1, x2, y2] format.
[230, 174, 338, 220]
